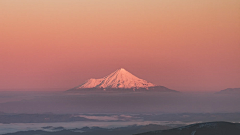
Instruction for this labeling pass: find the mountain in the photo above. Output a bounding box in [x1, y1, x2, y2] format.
[67, 68, 178, 92]
[77, 68, 155, 89]
[136, 121, 240, 135]
[217, 88, 240, 94]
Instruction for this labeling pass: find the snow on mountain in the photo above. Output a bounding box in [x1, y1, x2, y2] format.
[76, 68, 155, 89]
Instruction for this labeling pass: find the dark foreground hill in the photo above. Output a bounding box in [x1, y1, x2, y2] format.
[136, 121, 240, 135]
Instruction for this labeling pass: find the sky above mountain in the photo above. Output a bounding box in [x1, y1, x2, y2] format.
[0, 0, 239, 91]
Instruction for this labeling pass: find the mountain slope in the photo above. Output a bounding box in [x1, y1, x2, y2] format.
[136, 121, 240, 135]
[77, 68, 155, 89]
[67, 68, 178, 92]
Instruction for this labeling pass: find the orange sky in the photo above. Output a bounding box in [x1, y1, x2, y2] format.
[0, 0, 239, 91]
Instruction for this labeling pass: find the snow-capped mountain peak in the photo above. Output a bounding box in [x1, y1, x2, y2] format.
[76, 68, 155, 89]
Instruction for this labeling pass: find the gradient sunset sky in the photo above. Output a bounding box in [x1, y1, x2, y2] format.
[0, 0, 239, 91]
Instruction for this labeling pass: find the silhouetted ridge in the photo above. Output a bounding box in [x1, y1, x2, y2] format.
[136, 121, 240, 135]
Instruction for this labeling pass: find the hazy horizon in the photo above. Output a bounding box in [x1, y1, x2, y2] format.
[0, 67, 239, 92]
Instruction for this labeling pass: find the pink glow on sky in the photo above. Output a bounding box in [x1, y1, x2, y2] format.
[0, 0, 239, 91]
